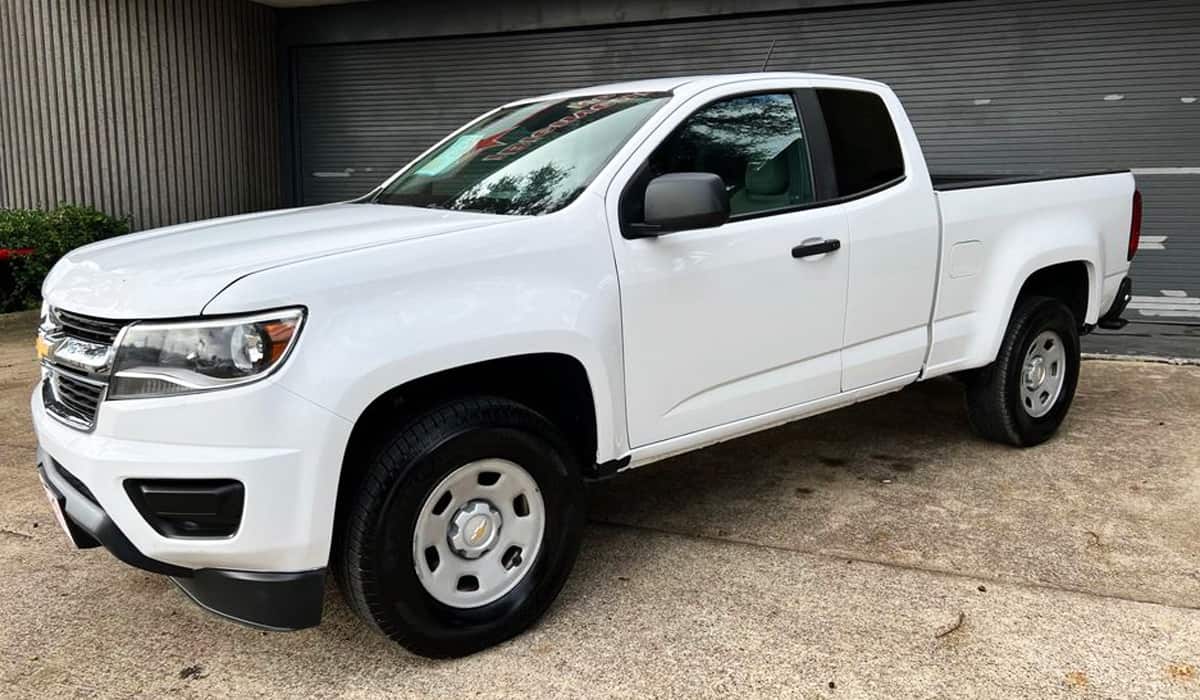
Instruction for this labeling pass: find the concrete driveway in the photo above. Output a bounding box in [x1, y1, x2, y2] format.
[1, 310, 1198, 698]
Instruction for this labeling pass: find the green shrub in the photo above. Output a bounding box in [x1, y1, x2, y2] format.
[0, 204, 130, 313]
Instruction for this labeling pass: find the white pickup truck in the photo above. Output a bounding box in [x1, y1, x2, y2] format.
[33, 72, 1139, 657]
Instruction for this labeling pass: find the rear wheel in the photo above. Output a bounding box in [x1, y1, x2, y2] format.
[965, 296, 1081, 446]
[336, 396, 586, 658]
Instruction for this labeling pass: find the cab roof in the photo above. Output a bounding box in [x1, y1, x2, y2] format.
[508, 72, 886, 106]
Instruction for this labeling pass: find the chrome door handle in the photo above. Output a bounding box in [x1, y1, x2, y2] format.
[791, 238, 841, 259]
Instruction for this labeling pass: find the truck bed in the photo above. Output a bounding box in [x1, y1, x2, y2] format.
[923, 169, 1136, 378]
[931, 169, 1130, 191]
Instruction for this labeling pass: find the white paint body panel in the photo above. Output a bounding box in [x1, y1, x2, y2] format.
[34, 72, 1135, 573]
[204, 207, 631, 464]
[43, 203, 511, 319]
[616, 205, 850, 446]
[605, 77, 850, 446]
[31, 372, 353, 571]
[806, 77, 942, 393]
[924, 173, 1134, 378]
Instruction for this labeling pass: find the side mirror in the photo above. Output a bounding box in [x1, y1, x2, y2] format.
[635, 172, 730, 236]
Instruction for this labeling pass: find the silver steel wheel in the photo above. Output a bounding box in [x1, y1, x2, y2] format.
[412, 458, 545, 609]
[1020, 329, 1067, 418]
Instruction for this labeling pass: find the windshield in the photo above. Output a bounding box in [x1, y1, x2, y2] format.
[373, 92, 670, 216]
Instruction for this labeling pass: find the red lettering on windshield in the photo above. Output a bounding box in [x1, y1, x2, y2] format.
[482, 98, 632, 161]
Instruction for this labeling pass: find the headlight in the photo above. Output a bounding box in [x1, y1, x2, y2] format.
[108, 308, 305, 399]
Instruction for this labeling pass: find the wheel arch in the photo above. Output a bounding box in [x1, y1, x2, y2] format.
[331, 351, 602, 556]
[956, 230, 1101, 372]
[1014, 260, 1093, 328]
[975, 255, 1097, 369]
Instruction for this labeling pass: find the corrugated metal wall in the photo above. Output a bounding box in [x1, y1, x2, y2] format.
[0, 0, 280, 231]
[291, 0, 1200, 317]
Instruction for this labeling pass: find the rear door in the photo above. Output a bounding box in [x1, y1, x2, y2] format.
[607, 86, 850, 447]
[808, 83, 941, 391]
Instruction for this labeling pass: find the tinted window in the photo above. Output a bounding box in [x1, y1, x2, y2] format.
[815, 89, 904, 196]
[628, 93, 815, 221]
[375, 93, 669, 215]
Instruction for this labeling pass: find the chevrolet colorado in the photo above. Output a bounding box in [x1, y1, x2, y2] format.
[33, 73, 1138, 657]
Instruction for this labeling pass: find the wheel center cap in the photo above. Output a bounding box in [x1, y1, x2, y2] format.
[447, 500, 502, 559]
[1024, 357, 1047, 389]
[466, 515, 490, 544]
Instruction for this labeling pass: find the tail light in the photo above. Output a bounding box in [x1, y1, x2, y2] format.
[1127, 189, 1142, 261]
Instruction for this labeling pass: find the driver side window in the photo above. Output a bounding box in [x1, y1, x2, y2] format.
[626, 92, 816, 223]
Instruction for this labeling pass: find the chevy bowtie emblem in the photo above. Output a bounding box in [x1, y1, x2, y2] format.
[470, 521, 488, 544]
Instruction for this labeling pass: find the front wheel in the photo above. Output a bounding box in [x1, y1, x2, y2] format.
[336, 397, 586, 658]
[965, 296, 1081, 446]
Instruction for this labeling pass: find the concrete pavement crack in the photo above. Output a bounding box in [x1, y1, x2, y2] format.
[588, 517, 1200, 613]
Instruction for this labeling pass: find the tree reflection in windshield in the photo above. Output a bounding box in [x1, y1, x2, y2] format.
[449, 164, 576, 216]
[375, 93, 670, 216]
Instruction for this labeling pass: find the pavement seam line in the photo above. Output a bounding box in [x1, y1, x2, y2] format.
[589, 518, 1200, 613]
[1082, 353, 1200, 366]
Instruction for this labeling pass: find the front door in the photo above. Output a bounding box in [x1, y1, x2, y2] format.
[610, 90, 850, 447]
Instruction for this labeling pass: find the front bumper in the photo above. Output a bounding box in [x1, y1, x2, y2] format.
[38, 450, 324, 630]
[31, 375, 354, 630]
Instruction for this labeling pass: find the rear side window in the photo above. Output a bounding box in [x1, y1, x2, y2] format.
[815, 89, 904, 196]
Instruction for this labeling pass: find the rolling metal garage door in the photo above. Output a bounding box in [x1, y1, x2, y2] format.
[292, 0, 1200, 321]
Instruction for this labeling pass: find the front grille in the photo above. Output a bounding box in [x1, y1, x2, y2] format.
[56, 371, 104, 419]
[42, 307, 128, 431]
[43, 369, 107, 430]
[55, 309, 127, 345]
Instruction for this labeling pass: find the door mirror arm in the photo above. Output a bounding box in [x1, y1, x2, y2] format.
[624, 222, 665, 239]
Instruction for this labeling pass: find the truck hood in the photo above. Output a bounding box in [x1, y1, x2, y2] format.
[43, 203, 509, 318]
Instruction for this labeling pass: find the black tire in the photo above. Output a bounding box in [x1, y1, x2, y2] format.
[965, 296, 1081, 447]
[336, 396, 586, 658]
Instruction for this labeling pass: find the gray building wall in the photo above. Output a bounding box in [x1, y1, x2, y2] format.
[277, 0, 910, 45]
[0, 0, 280, 231]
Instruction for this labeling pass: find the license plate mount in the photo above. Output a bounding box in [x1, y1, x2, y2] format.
[40, 477, 81, 549]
